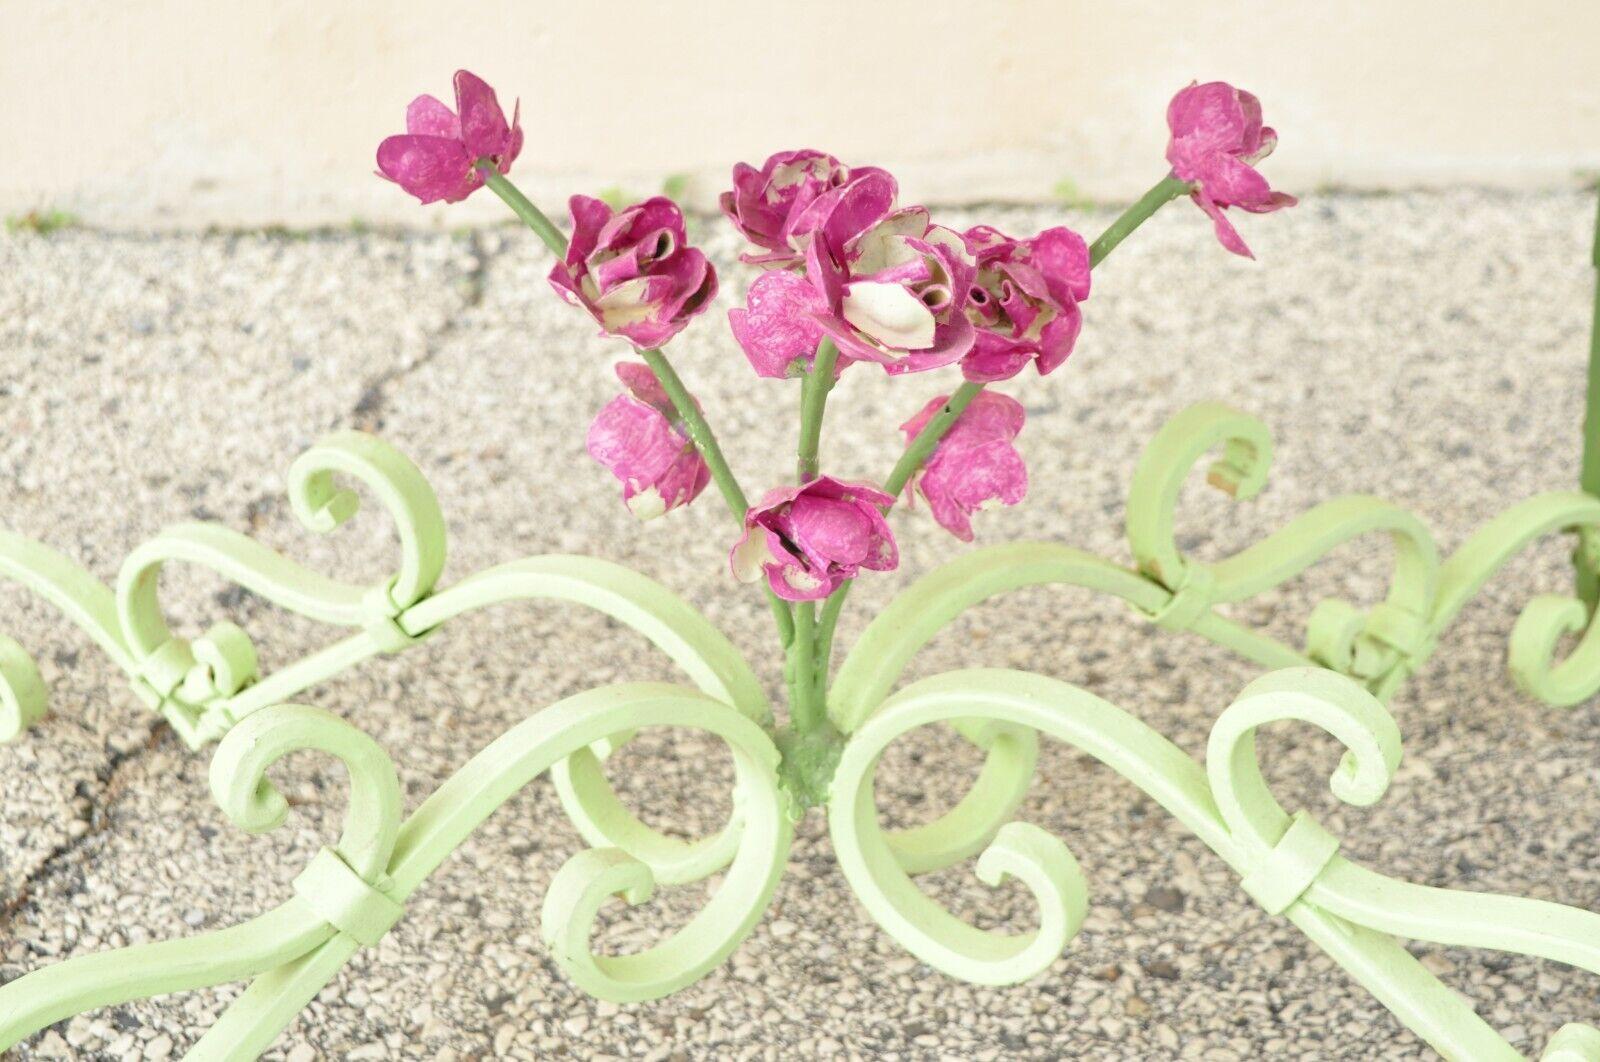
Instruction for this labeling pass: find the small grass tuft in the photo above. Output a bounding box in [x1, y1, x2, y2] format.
[5, 209, 79, 235]
[1052, 178, 1093, 210]
[599, 174, 694, 211]
[660, 173, 690, 201]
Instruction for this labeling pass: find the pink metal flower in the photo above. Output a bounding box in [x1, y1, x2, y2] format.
[727, 269, 831, 378]
[730, 477, 898, 601]
[721, 150, 890, 267]
[376, 70, 523, 205]
[806, 206, 977, 374]
[782, 168, 899, 257]
[725, 166, 976, 377]
[586, 362, 710, 519]
[959, 225, 1091, 382]
[1165, 81, 1297, 258]
[550, 196, 719, 348]
[900, 392, 1028, 541]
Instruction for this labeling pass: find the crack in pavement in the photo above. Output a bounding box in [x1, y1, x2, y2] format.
[0, 722, 168, 944]
[349, 229, 494, 434]
[0, 229, 505, 947]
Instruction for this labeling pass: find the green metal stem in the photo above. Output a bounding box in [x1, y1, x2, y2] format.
[786, 341, 841, 737]
[1577, 185, 1600, 609]
[640, 347, 796, 647]
[768, 594, 797, 651]
[475, 168, 794, 645]
[787, 602, 820, 734]
[480, 168, 569, 258]
[813, 174, 1191, 691]
[1087, 174, 1191, 269]
[812, 584, 848, 692]
[886, 380, 986, 499]
[640, 348, 748, 519]
[796, 340, 840, 482]
[809, 380, 984, 684]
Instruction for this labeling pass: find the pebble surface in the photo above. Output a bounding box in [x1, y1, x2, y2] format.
[2, 189, 1599, 1058]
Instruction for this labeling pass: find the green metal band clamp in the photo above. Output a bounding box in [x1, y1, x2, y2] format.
[292, 847, 404, 947]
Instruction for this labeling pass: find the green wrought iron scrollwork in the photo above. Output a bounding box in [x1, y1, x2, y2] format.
[2, 417, 1600, 1058]
[0, 685, 791, 1056]
[832, 400, 1600, 730]
[827, 667, 1600, 1060]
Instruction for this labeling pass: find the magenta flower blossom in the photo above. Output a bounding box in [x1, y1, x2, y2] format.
[1165, 81, 1297, 258]
[586, 362, 710, 520]
[730, 477, 898, 601]
[900, 392, 1028, 541]
[783, 167, 901, 261]
[550, 195, 719, 349]
[376, 70, 523, 205]
[727, 270, 832, 378]
[807, 205, 977, 374]
[728, 167, 975, 377]
[721, 150, 890, 267]
[959, 225, 1091, 382]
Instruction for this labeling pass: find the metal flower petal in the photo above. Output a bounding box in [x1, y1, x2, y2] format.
[729, 477, 897, 601]
[376, 69, 522, 204]
[550, 195, 719, 348]
[901, 392, 1028, 540]
[587, 363, 710, 519]
[1165, 80, 1297, 258]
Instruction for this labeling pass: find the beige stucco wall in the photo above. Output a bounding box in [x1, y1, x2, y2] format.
[4, 2, 1598, 229]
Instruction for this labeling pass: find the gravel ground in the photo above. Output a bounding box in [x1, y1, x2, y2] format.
[2, 188, 1599, 1059]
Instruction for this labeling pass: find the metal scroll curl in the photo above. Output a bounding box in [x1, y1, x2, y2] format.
[833, 401, 1600, 729]
[0, 431, 449, 747]
[6, 415, 1600, 1057]
[0, 682, 791, 1057]
[0, 532, 138, 739]
[827, 666, 1600, 1060]
[1430, 492, 1600, 707]
[0, 430, 778, 919]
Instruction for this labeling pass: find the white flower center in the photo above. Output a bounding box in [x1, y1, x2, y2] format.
[730, 533, 771, 583]
[625, 487, 668, 521]
[841, 282, 936, 351]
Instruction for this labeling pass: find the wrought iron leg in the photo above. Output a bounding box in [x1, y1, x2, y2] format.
[1577, 186, 1600, 609]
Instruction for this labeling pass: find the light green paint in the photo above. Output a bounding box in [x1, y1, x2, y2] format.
[0, 414, 1598, 1057]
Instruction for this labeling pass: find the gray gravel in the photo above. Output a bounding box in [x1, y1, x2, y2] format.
[2, 188, 1600, 1059]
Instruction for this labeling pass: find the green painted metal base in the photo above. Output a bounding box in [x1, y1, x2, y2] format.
[2, 409, 1600, 1059]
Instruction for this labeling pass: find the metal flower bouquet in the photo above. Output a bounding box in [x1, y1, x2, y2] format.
[2, 71, 1600, 1059]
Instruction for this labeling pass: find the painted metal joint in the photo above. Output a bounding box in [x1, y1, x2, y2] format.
[1238, 811, 1340, 916]
[131, 624, 262, 748]
[362, 579, 432, 654]
[1140, 562, 1216, 632]
[292, 846, 405, 947]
